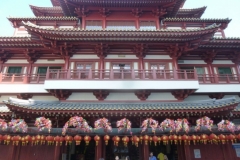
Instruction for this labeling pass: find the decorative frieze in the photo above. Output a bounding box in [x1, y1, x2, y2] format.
[93, 90, 109, 101]
[135, 90, 151, 101]
[171, 89, 195, 100]
[47, 89, 72, 100]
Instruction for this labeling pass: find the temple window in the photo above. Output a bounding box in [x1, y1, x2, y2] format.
[180, 66, 205, 74]
[85, 20, 102, 30]
[37, 66, 62, 75]
[7, 67, 22, 75]
[106, 21, 135, 30]
[217, 67, 232, 75]
[139, 21, 156, 30]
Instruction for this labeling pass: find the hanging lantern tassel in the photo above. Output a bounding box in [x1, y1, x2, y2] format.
[114, 136, 120, 146]
[122, 136, 129, 147]
[169, 135, 173, 145]
[21, 137, 26, 146]
[178, 136, 182, 145]
[84, 135, 91, 146]
[143, 135, 149, 145]
[65, 135, 73, 146]
[94, 135, 100, 146]
[139, 136, 143, 144]
[133, 136, 139, 147]
[182, 135, 189, 145]
[74, 135, 82, 146]
[152, 136, 158, 146]
[130, 136, 134, 145]
[200, 134, 208, 145]
[54, 136, 60, 146]
[219, 134, 226, 144]
[173, 135, 178, 145]
[162, 135, 168, 145]
[40, 135, 46, 145]
[104, 135, 110, 145]
[35, 135, 41, 145]
[158, 136, 161, 145]
[191, 135, 197, 145]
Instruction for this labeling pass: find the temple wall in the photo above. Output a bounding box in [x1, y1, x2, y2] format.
[34, 59, 65, 64]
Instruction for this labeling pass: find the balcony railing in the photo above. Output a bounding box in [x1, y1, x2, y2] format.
[0, 73, 45, 84]
[45, 69, 198, 81]
[1, 70, 240, 84]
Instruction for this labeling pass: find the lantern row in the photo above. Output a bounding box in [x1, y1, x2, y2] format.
[1, 133, 239, 147]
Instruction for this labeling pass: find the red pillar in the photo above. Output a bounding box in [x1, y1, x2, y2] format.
[7, 145, 17, 160]
[136, 18, 139, 30]
[139, 57, 144, 70]
[156, 18, 160, 30]
[142, 142, 149, 160]
[64, 56, 70, 70]
[184, 145, 191, 160]
[82, 17, 86, 30]
[172, 58, 179, 69]
[95, 138, 103, 160]
[54, 146, 61, 160]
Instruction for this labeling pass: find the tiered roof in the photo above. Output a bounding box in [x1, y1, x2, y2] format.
[176, 7, 207, 18]
[30, 5, 63, 17]
[3, 97, 238, 116]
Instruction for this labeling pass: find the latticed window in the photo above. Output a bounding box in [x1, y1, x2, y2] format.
[140, 21, 156, 30]
[85, 20, 102, 30]
[7, 67, 22, 74]
[106, 21, 135, 30]
[218, 67, 232, 75]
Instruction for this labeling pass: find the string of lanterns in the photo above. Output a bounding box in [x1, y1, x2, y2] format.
[0, 133, 239, 147]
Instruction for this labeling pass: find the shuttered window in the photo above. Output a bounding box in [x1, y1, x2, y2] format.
[106, 21, 135, 30]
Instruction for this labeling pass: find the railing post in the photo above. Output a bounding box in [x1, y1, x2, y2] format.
[100, 69, 103, 79]
[214, 74, 218, 83]
[194, 69, 198, 80]
[184, 70, 187, 79]
[67, 69, 71, 79]
[110, 68, 113, 79]
[88, 69, 92, 79]
[121, 69, 124, 79]
[56, 70, 60, 79]
[23, 74, 28, 83]
[37, 74, 40, 83]
[11, 74, 15, 83]
[152, 69, 156, 79]
[0, 73, 2, 83]
[142, 69, 145, 79]
[202, 75, 206, 83]
[131, 68, 135, 79]
[163, 70, 166, 79]
[226, 74, 230, 83]
[173, 68, 178, 79]
[46, 67, 50, 79]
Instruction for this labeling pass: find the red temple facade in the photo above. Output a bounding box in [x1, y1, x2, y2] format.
[1, 0, 240, 160]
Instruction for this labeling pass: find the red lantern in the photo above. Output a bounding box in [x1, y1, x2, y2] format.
[158, 136, 161, 145]
[133, 136, 140, 147]
[40, 135, 45, 145]
[31, 136, 36, 145]
[139, 136, 143, 144]
[152, 136, 158, 146]
[209, 133, 218, 144]
[182, 135, 189, 145]
[59, 136, 64, 146]
[84, 135, 91, 146]
[228, 134, 236, 144]
[54, 136, 61, 146]
[149, 136, 152, 145]
[219, 134, 226, 144]
[74, 135, 82, 145]
[200, 134, 208, 144]
[143, 135, 149, 145]
[46, 136, 54, 145]
[35, 135, 41, 145]
[104, 135, 110, 145]
[113, 136, 120, 146]
[21, 136, 26, 146]
[3, 135, 11, 145]
[65, 135, 73, 145]
[169, 135, 174, 144]
[94, 135, 100, 146]
[25, 135, 31, 145]
[173, 135, 178, 145]
[178, 135, 182, 145]
[12, 135, 21, 146]
[191, 135, 197, 145]
[162, 135, 168, 145]
[122, 136, 129, 147]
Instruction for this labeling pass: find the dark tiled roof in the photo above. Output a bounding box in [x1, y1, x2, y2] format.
[3, 97, 238, 111]
[8, 16, 78, 21]
[177, 7, 207, 18]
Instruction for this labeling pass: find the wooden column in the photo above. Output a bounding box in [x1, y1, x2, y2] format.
[172, 58, 179, 69]
[183, 145, 191, 160]
[103, 18, 106, 30]
[136, 18, 140, 30]
[82, 17, 86, 30]
[95, 137, 103, 160]
[54, 146, 61, 160]
[64, 56, 70, 70]
[139, 57, 144, 70]
[142, 142, 149, 160]
[156, 18, 160, 30]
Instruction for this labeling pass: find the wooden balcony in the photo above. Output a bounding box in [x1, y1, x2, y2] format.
[45, 69, 198, 81]
[0, 73, 45, 84]
[198, 74, 240, 84]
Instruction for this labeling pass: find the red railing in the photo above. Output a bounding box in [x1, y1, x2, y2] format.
[198, 74, 240, 84]
[45, 69, 198, 80]
[0, 73, 45, 84]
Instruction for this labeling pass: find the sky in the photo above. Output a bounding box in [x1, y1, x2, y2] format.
[0, 0, 239, 37]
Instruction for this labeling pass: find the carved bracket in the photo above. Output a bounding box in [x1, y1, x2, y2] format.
[152, 8, 167, 18]
[201, 50, 217, 64]
[93, 90, 109, 101]
[132, 44, 148, 58]
[0, 50, 11, 63]
[94, 43, 109, 58]
[47, 89, 72, 100]
[131, 8, 143, 17]
[99, 8, 111, 17]
[209, 93, 224, 99]
[74, 7, 90, 17]
[17, 93, 33, 100]
[167, 43, 198, 59]
[228, 51, 240, 64]
[24, 49, 40, 63]
[171, 89, 195, 100]
[135, 90, 151, 101]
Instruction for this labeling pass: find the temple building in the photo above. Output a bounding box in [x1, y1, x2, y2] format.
[1, 0, 240, 160]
